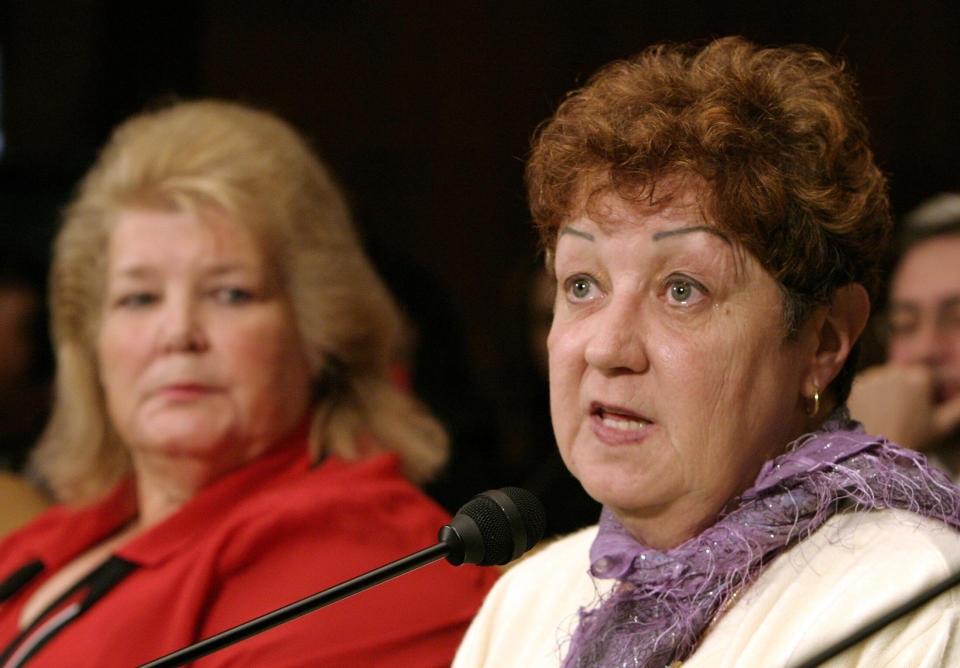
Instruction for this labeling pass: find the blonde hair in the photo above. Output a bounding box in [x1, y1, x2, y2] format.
[34, 99, 447, 504]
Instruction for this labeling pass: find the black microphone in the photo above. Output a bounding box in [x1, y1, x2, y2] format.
[138, 487, 546, 668]
[441, 486, 547, 566]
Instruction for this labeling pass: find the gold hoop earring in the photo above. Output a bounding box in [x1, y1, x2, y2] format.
[806, 387, 820, 418]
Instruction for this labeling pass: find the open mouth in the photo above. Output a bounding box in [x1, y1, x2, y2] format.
[591, 403, 651, 432]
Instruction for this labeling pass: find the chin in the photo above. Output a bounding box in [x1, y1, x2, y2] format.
[567, 445, 665, 504]
[132, 420, 234, 457]
[579, 471, 659, 513]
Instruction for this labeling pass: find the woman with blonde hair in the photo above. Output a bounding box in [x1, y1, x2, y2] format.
[0, 99, 497, 667]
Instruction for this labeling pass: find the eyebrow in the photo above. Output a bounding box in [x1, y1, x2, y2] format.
[111, 263, 254, 279]
[891, 296, 960, 312]
[939, 296, 960, 310]
[652, 226, 731, 244]
[558, 227, 595, 241]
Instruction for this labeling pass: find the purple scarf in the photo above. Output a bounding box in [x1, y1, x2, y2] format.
[561, 410, 960, 667]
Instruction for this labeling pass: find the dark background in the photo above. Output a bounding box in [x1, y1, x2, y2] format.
[1, 1, 958, 519]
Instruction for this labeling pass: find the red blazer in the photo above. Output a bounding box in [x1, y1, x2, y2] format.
[0, 443, 498, 667]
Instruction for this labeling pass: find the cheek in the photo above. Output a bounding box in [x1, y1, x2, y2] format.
[947, 335, 960, 361]
[886, 339, 914, 363]
[547, 326, 581, 394]
[657, 324, 781, 430]
[546, 326, 582, 440]
[651, 329, 721, 397]
[96, 326, 145, 429]
[98, 321, 144, 387]
[225, 324, 309, 402]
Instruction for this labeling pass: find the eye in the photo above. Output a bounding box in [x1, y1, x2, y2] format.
[213, 287, 255, 305]
[571, 278, 591, 299]
[939, 301, 960, 333]
[116, 292, 158, 308]
[886, 306, 918, 339]
[563, 275, 597, 302]
[670, 282, 693, 302]
[664, 275, 706, 305]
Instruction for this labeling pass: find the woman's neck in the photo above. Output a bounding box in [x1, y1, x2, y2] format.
[130, 451, 228, 527]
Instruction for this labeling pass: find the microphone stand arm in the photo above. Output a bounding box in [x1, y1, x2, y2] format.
[138, 542, 451, 668]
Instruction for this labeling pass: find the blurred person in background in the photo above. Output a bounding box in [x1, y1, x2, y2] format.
[0, 249, 53, 473]
[0, 248, 52, 535]
[0, 99, 498, 667]
[849, 193, 960, 481]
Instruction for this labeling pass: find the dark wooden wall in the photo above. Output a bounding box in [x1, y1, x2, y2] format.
[1, 2, 958, 500]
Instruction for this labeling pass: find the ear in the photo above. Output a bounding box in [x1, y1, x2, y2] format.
[804, 283, 870, 396]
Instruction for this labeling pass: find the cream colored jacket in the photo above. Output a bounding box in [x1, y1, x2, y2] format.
[454, 509, 960, 667]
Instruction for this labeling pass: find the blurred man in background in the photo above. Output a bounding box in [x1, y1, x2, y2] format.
[849, 193, 960, 481]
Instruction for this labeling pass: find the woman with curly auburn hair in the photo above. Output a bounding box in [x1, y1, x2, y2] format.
[0, 99, 498, 667]
[455, 36, 960, 667]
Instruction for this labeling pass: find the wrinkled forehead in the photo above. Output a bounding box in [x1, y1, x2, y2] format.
[556, 172, 724, 238]
[552, 181, 759, 282]
[583, 188, 707, 230]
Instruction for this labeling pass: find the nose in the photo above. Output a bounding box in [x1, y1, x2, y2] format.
[583, 294, 648, 374]
[160, 296, 209, 353]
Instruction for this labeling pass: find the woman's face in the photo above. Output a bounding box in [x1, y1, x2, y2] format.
[548, 188, 814, 549]
[98, 208, 312, 477]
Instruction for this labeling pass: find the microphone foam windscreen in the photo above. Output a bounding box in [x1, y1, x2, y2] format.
[461, 494, 515, 565]
[459, 487, 546, 565]
[500, 486, 546, 550]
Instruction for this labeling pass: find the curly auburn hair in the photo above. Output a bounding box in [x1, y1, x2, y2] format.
[526, 36, 892, 401]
